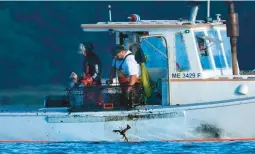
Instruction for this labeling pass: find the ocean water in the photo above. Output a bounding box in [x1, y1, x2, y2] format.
[0, 141, 255, 154]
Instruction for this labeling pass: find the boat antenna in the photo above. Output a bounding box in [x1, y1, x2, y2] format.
[108, 5, 112, 22]
[226, 1, 239, 75]
[207, 0, 210, 18]
[205, 0, 212, 22]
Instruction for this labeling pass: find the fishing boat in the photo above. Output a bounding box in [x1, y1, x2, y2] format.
[1, 1, 255, 142]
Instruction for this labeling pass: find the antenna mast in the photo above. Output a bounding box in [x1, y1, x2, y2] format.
[108, 5, 112, 22]
[207, 0, 210, 18]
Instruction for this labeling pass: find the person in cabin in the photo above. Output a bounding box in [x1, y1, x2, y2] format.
[78, 42, 102, 85]
[107, 44, 142, 106]
[197, 37, 208, 56]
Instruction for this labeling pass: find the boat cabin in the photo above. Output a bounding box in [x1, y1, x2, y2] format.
[78, 16, 237, 106]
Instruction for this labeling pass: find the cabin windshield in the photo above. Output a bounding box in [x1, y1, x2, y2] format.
[207, 30, 227, 69]
[219, 30, 232, 68]
[194, 29, 231, 71]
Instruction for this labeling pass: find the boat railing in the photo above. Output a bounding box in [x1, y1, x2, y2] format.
[65, 84, 145, 109]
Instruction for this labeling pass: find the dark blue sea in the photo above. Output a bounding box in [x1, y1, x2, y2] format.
[0, 141, 255, 154]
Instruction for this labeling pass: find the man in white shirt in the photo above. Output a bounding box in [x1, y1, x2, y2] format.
[108, 45, 141, 89]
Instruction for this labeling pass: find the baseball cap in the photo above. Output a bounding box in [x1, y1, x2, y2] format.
[114, 44, 125, 56]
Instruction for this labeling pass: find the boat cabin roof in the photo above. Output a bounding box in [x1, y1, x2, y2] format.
[81, 20, 225, 32]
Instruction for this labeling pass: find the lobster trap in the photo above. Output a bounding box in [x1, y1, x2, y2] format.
[65, 84, 146, 110]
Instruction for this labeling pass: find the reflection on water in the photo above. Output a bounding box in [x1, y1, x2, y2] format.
[0, 141, 254, 154]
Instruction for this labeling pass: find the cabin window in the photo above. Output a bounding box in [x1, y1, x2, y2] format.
[194, 31, 213, 70]
[220, 30, 232, 67]
[207, 30, 226, 68]
[121, 32, 138, 48]
[140, 36, 168, 68]
[175, 33, 190, 71]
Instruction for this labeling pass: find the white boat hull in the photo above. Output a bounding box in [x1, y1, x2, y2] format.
[1, 99, 255, 142]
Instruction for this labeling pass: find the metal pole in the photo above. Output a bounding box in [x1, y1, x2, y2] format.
[207, 0, 210, 18]
[189, 5, 199, 24]
[226, 1, 239, 75]
[108, 5, 112, 22]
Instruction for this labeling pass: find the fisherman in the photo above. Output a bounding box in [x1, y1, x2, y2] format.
[107, 44, 141, 106]
[78, 42, 102, 85]
[78, 42, 103, 106]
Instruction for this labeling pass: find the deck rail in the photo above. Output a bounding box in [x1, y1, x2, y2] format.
[65, 84, 145, 109]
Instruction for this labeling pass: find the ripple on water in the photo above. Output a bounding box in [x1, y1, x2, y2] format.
[0, 141, 254, 154]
